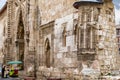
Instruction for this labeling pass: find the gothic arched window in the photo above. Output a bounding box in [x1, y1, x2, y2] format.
[62, 23, 67, 47]
[45, 38, 51, 68]
[17, 11, 24, 39]
[73, 19, 78, 45]
[16, 10, 25, 70]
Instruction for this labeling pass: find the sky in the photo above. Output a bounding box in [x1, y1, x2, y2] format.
[113, 0, 120, 24]
[0, 0, 120, 24]
[0, 0, 6, 9]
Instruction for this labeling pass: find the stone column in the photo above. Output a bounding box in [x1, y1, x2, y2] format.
[83, 13, 87, 48]
[90, 27, 93, 48]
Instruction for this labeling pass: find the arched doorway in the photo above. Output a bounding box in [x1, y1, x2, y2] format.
[16, 10, 25, 70]
[45, 38, 51, 68]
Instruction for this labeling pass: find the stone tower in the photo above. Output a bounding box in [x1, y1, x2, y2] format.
[73, 0, 118, 74]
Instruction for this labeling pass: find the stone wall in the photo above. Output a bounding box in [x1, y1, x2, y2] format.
[0, 5, 7, 64]
[97, 2, 118, 73]
[38, 0, 77, 25]
[1, 0, 119, 79]
[54, 13, 78, 68]
[75, 1, 119, 75]
[36, 0, 119, 79]
[0, 8, 7, 42]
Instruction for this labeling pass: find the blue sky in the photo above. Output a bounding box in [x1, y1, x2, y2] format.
[113, 0, 120, 24]
[0, 0, 120, 24]
[0, 0, 6, 9]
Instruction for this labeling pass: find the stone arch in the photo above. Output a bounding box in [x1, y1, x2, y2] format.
[73, 19, 78, 45]
[17, 11, 24, 39]
[16, 9, 25, 70]
[15, 4, 27, 37]
[44, 38, 51, 68]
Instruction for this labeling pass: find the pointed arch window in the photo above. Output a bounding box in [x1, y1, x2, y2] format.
[17, 10, 25, 70]
[62, 23, 67, 47]
[73, 19, 78, 45]
[45, 38, 51, 68]
[17, 11, 24, 39]
[3, 26, 5, 36]
[94, 8, 101, 22]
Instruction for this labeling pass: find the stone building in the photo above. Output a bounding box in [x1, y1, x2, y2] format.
[0, 3, 8, 64]
[37, 0, 119, 79]
[0, 0, 119, 79]
[116, 24, 120, 71]
[116, 25, 120, 53]
[0, 0, 40, 77]
[4, 0, 36, 72]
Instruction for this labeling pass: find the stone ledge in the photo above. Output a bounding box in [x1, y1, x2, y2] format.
[23, 77, 35, 80]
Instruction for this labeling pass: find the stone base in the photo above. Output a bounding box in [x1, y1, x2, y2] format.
[36, 67, 83, 80]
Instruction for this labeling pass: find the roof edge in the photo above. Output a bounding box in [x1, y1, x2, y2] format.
[73, 1, 103, 9]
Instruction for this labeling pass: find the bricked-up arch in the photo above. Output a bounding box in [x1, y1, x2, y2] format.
[17, 10, 25, 70]
[45, 38, 51, 68]
[73, 19, 78, 45]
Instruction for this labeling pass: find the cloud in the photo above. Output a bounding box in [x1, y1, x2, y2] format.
[113, 0, 120, 25]
[113, 0, 120, 9]
[115, 8, 120, 24]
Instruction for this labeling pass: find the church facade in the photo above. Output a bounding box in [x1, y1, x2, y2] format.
[0, 0, 119, 79]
